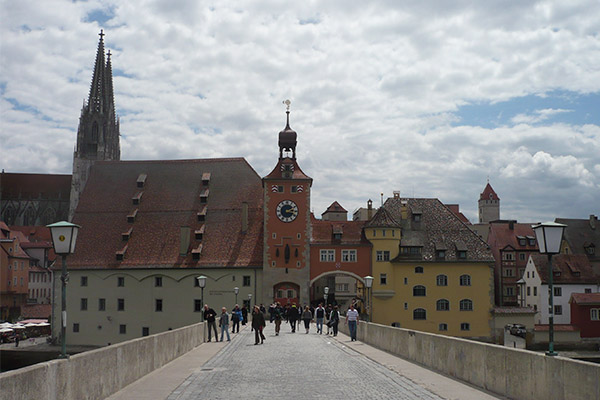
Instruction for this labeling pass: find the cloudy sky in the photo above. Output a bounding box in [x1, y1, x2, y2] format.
[1, 0, 599, 223]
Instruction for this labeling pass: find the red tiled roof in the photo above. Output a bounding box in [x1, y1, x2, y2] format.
[311, 215, 369, 245]
[530, 254, 599, 285]
[480, 183, 499, 201]
[570, 293, 600, 305]
[21, 304, 52, 319]
[263, 158, 312, 181]
[534, 324, 579, 332]
[322, 201, 347, 215]
[445, 204, 471, 225]
[488, 221, 539, 251]
[67, 158, 264, 269]
[0, 172, 71, 199]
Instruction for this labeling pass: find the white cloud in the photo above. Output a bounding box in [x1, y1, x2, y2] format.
[1, 0, 599, 223]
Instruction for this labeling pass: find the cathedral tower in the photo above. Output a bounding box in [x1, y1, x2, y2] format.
[262, 101, 312, 306]
[69, 31, 121, 219]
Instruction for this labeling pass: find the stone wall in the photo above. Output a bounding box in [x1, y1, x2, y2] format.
[339, 321, 599, 400]
[0, 322, 205, 400]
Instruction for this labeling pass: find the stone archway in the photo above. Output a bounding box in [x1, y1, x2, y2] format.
[310, 271, 367, 311]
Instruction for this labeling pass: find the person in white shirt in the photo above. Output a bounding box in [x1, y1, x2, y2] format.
[345, 304, 359, 341]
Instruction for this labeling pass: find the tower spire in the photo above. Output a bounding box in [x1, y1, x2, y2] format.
[278, 99, 297, 159]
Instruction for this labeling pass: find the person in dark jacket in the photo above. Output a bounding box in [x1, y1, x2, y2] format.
[231, 305, 242, 333]
[241, 306, 248, 326]
[288, 304, 298, 333]
[203, 304, 219, 342]
[273, 302, 283, 336]
[329, 305, 340, 337]
[302, 306, 313, 334]
[252, 305, 266, 345]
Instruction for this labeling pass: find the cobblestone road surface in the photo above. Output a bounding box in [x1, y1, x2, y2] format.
[167, 322, 443, 400]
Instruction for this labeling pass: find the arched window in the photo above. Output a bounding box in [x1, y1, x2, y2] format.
[415, 266, 424, 273]
[413, 308, 426, 320]
[91, 121, 99, 141]
[436, 299, 450, 311]
[23, 207, 36, 225]
[460, 299, 473, 311]
[436, 274, 447, 286]
[460, 274, 471, 286]
[413, 285, 426, 296]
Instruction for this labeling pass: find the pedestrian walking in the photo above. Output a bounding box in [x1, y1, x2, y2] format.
[314, 303, 325, 334]
[325, 303, 333, 334]
[252, 305, 266, 345]
[273, 302, 283, 335]
[302, 305, 313, 334]
[288, 304, 298, 332]
[203, 304, 219, 342]
[241, 306, 248, 326]
[345, 304, 359, 341]
[231, 304, 242, 333]
[329, 305, 340, 336]
[219, 307, 231, 342]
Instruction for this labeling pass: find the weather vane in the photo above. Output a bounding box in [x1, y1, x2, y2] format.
[283, 99, 291, 112]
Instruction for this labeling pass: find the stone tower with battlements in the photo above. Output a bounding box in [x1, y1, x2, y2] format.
[69, 30, 121, 220]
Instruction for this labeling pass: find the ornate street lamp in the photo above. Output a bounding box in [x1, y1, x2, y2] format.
[197, 275, 207, 321]
[532, 221, 566, 356]
[47, 221, 80, 359]
[324, 286, 329, 305]
[364, 276, 374, 322]
[234, 287, 239, 304]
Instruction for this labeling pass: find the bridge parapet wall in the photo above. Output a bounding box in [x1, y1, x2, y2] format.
[0, 322, 205, 400]
[340, 322, 599, 400]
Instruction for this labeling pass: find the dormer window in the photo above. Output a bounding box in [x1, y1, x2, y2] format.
[132, 191, 143, 205]
[527, 236, 536, 246]
[413, 213, 421, 222]
[585, 244, 595, 255]
[436, 250, 446, 259]
[127, 209, 138, 223]
[202, 172, 211, 186]
[195, 225, 205, 240]
[457, 250, 467, 259]
[200, 189, 209, 203]
[136, 174, 147, 188]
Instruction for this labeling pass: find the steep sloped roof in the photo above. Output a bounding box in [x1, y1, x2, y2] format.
[68, 158, 263, 269]
[365, 206, 400, 228]
[480, 183, 499, 201]
[530, 254, 598, 285]
[311, 214, 369, 245]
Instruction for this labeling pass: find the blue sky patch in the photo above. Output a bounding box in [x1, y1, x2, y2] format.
[84, 8, 115, 25]
[453, 90, 600, 128]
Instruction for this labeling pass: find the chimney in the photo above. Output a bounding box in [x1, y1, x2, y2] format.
[367, 199, 373, 220]
[509, 221, 514, 230]
[180, 226, 190, 256]
[242, 202, 249, 233]
[591, 215, 597, 230]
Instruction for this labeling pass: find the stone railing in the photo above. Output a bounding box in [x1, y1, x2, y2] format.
[339, 321, 599, 400]
[0, 322, 205, 400]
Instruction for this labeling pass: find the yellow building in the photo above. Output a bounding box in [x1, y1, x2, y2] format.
[366, 196, 495, 340]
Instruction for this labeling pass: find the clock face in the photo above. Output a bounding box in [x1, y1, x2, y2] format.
[276, 200, 299, 223]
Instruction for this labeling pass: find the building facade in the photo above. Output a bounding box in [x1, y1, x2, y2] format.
[569, 293, 600, 338]
[367, 195, 495, 339]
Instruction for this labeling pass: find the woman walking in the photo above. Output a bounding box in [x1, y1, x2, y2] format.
[252, 305, 266, 345]
[302, 305, 313, 334]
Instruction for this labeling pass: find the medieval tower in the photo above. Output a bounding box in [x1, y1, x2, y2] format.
[478, 181, 500, 223]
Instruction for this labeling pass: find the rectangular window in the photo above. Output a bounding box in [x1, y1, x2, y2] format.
[527, 287, 531, 296]
[287, 289, 294, 298]
[155, 277, 162, 287]
[80, 298, 88, 311]
[277, 290, 283, 298]
[73, 323, 80, 333]
[585, 288, 592, 294]
[505, 287, 515, 296]
[380, 273, 387, 285]
[81, 276, 88, 286]
[291, 185, 298, 193]
[119, 324, 126, 334]
[194, 299, 202, 312]
[118, 298, 125, 311]
[341, 249, 357, 262]
[155, 299, 163, 312]
[243, 276, 251, 287]
[554, 305, 562, 315]
[591, 309, 599, 321]
[118, 277, 125, 287]
[376, 251, 390, 261]
[519, 253, 526, 261]
[382, 229, 386, 237]
[277, 185, 284, 193]
[404, 302, 408, 310]
[320, 249, 335, 262]
[502, 252, 515, 261]
[457, 251, 467, 259]
[554, 287, 562, 296]
[98, 298, 106, 311]
[142, 327, 150, 336]
[503, 268, 515, 277]
[439, 323, 448, 331]
[460, 323, 470, 331]
[533, 287, 537, 296]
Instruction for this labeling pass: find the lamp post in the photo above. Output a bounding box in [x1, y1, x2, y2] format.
[532, 221, 566, 357]
[234, 287, 239, 304]
[364, 276, 373, 322]
[248, 293, 252, 309]
[324, 286, 329, 305]
[47, 221, 80, 359]
[197, 275, 206, 321]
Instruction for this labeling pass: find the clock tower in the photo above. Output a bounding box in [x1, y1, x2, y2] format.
[262, 103, 312, 306]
